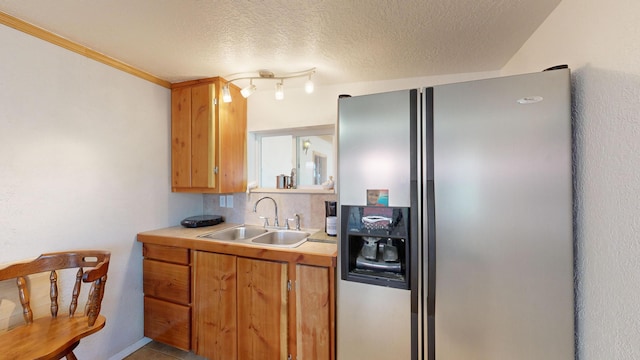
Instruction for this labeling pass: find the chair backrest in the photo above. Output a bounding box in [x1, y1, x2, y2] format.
[0, 250, 110, 327]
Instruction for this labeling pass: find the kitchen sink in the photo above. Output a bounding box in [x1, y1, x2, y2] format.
[198, 225, 311, 248]
[199, 225, 267, 241]
[250, 230, 311, 247]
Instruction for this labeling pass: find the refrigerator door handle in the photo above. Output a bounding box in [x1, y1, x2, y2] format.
[423, 87, 436, 360]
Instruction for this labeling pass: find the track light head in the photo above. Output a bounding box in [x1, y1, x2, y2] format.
[305, 76, 314, 94]
[222, 84, 232, 103]
[241, 80, 256, 98]
[275, 81, 284, 100]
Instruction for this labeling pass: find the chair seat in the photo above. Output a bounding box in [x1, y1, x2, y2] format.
[0, 315, 106, 360]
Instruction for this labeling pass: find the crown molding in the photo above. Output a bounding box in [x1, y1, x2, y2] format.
[0, 11, 171, 88]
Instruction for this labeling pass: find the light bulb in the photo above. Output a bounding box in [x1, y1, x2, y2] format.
[222, 84, 232, 103]
[275, 81, 284, 100]
[305, 76, 314, 94]
[241, 81, 256, 98]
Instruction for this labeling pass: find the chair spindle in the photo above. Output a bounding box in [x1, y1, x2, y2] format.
[86, 275, 107, 327]
[16, 276, 33, 324]
[49, 270, 58, 318]
[70, 268, 83, 317]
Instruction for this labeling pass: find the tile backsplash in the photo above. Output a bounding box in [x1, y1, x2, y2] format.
[203, 192, 337, 231]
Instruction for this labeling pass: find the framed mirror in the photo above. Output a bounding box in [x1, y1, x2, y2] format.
[250, 125, 335, 192]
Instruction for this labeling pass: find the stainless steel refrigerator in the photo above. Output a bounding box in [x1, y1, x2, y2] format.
[337, 68, 574, 360]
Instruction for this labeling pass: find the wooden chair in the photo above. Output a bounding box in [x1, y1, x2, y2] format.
[0, 250, 110, 360]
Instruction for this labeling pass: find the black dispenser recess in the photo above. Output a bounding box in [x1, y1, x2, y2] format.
[340, 205, 410, 289]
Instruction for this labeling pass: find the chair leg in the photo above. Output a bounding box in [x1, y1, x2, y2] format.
[59, 341, 79, 360]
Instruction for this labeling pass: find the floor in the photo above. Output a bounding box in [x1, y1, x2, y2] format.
[124, 341, 207, 360]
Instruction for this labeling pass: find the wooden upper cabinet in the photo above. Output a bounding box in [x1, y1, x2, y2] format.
[171, 77, 247, 193]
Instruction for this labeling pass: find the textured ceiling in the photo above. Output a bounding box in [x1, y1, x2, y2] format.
[0, 0, 562, 85]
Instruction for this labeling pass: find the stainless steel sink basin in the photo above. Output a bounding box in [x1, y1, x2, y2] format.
[199, 225, 267, 241]
[198, 225, 312, 248]
[250, 230, 310, 247]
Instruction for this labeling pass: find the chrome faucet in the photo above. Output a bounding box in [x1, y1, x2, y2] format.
[253, 196, 279, 227]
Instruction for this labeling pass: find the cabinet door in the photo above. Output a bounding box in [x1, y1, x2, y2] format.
[171, 86, 192, 189]
[296, 264, 333, 360]
[217, 82, 247, 193]
[193, 251, 237, 360]
[237, 257, 288, 360]
[191, 83, 216, 189]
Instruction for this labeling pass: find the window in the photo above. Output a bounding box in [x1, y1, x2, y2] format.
[251, 125, 335, 190]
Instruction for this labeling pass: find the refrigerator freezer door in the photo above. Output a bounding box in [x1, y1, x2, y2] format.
[427, 69, 574, 360]
[337, 90, 417, 360]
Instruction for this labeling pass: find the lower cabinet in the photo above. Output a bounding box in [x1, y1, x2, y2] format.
[142, 244, 191, 351]
[192, 250, 333, 360]
[192, 251, 237, 360]
[237, 257, 289, 360]
[296, 264, 332, 360]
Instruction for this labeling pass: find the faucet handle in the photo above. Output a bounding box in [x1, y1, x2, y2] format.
[259, 216, 270, 227]
[293, 213, 301, 230]
[285, 218, 293, 230]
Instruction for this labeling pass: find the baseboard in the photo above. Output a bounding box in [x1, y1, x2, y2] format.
[108, 337, 153, 360]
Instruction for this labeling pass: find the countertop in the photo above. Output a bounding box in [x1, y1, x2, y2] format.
[137, 223, 337, 268]
[308, 230, 338, 244]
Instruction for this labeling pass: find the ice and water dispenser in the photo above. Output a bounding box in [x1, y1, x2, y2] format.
[341, 205, 410, 289]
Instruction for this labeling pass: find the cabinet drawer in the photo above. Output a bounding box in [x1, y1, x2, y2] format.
[143, 259, 190, 304]
[143, 243, 190, 265]
[144, 296, 191, 351]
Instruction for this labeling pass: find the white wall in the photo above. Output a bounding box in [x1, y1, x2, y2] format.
[502, 0, 640, 358]
[0, 25, 203, 358]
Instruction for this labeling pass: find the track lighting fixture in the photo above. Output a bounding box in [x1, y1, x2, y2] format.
[221, 67, 315, 103]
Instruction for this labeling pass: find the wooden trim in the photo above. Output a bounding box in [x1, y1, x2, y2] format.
[0, 11, 171, 88]
[288, 263, 298, 358]
[171, 77, 240, 90]
[329, 266, 336, 360]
